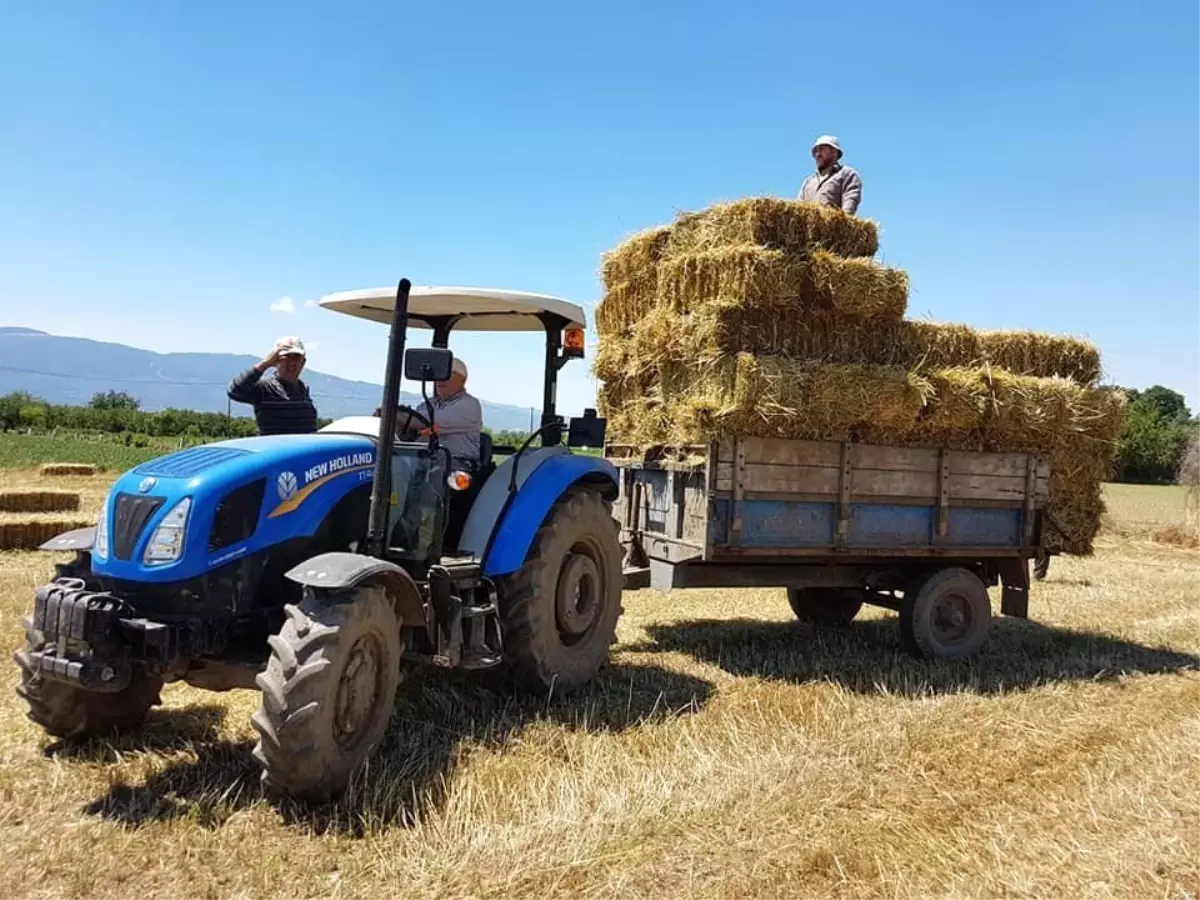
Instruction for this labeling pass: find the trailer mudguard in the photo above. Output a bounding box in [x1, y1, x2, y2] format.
[481, 454, 618, 578]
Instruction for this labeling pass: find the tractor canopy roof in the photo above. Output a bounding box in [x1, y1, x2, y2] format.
[318, 285, 586, 333]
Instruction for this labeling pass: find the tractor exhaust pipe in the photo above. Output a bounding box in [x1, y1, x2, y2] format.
[365, 278, 411, 558]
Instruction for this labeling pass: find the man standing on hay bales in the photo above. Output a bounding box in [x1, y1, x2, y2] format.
[227, 336, 318, 436]
[799, 134, 863, 215]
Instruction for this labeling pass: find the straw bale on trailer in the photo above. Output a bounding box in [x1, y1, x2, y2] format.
[666, 197, 879, 259]
[592, 195, 1121, 554]
[592, 307, 1101, 388]
[597, 356, 1126, 554]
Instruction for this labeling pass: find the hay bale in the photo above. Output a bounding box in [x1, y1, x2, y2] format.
[594, 304, 1101, 386]
[0, 491, 81, 513]
[0, 518, 93, 551]
[39, 463, 96, 477]
[1180, 430, 1199, 529]
[600, 357, 1126, 554]
[666, 197, 879, 260]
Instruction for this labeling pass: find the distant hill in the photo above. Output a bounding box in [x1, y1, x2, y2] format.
[0, 327, 539, 433]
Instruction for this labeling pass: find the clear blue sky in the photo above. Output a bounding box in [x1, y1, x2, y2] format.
[1, 0, 1197, 415]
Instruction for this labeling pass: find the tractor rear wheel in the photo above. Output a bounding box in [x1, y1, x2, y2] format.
[251, 584, 402, 803]
[14, 617, 162, 739]
[786, 587, 864, 627]
[496, 487, 623, 693]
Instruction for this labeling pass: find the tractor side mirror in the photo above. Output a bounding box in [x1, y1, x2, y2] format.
[568, 408, 607, 448]
[404, 348, 454, 383]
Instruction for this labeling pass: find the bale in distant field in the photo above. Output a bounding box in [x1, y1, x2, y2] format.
[39, 463, 96, 477]
[0, 518, 93, 551]
[0, 491, 81, 513]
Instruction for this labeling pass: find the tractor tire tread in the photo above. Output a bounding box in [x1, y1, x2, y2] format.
[495, 487, 623, 694]
[251, 584, 401, 804]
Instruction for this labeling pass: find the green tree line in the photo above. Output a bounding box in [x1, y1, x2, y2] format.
[0, 390, 533, 447]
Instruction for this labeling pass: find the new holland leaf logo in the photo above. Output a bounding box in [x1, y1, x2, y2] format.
[277, 471, 298, 501]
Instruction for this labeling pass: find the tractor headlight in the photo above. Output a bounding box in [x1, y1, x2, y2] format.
[144, 497, 191, 565]
[93, 494, 110, 560]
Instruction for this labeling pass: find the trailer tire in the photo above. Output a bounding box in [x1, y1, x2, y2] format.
[495, 487, 623, 694]
[786, 588, 863, 627]
[251, 585, 401, 803]
[14, 617, 162, 739]
[899, 568, 991, 660]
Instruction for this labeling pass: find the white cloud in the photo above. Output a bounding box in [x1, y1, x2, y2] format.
[270, 296, 296, 314]
[303, 298, 317, 308]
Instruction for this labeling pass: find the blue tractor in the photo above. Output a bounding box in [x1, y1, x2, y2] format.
[14, 280, 622, 802]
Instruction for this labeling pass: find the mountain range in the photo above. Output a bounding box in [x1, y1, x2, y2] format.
[0, 327, 540, 433]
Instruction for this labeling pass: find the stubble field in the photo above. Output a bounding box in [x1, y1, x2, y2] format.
[0, 467, 1196, 899]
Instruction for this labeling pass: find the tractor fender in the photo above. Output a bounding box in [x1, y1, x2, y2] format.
[482, 455, 618, 578]
[37, 525, 96, 552]
[285, 552, 426, 626]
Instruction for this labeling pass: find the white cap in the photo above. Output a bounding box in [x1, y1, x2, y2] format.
[452, 357, 468, 378]
[274, 335, 306, 357]
[811, 134, 843, 157]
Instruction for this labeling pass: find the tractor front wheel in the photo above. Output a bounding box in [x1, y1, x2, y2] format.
[496, 487, 623, 693]
[251, 584, 402, 803]
[14, 617, 162, 740]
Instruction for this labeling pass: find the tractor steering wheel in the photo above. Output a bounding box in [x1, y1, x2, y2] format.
[393, 404, 431, 431]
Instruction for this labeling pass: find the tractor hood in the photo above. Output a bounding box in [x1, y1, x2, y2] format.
[90, 432, 377, 584]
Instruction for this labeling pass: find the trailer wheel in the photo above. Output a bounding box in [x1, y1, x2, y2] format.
[251, 584, 401, 803]
[786, 588, 863, 627]
[899, 568, 991, 660]
[496, 487, 623, 693]
[14, 617, 162, 739]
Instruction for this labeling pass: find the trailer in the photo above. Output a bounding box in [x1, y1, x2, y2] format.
[609, 436, 1049, 660]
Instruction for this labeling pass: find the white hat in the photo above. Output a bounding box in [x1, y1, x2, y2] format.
[274, 335, 306, 357]
[811, 134, 843, 157]
[452, 357, 467, 378]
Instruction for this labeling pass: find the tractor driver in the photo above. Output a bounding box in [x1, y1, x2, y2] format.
[401, 357, 483, 472]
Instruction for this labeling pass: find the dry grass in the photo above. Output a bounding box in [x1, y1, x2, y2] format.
[40, 463, 97, 477]
[0, 474, 1196, 899]
[0, 490, 81, 513]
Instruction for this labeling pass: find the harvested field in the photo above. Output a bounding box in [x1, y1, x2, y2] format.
[0, 470, 1195, 899]
[40, 463, 96, 477]
[0, 490, 81, 513]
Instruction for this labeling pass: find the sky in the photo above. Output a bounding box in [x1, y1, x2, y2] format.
[0, 0, 1197, 416]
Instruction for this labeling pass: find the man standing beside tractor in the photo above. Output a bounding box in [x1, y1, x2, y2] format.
[799, 134, 863, 216]
[227, 336, 318, 436]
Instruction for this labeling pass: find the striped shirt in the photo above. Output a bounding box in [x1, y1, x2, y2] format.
[227, 367, 318, 436]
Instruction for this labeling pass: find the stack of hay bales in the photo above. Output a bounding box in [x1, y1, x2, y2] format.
[593, 197, 1126, 555]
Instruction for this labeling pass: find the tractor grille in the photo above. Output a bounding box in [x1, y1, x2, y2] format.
[112, 493, 166, 560]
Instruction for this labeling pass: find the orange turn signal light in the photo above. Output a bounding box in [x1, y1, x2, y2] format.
[564, 326, 585, 354]
[447, 471, 472, 491]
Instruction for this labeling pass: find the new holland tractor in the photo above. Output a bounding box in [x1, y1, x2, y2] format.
[13, 280, 622, 802]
